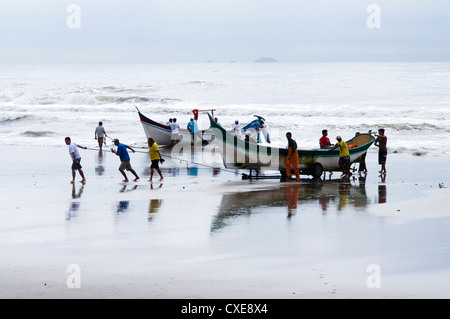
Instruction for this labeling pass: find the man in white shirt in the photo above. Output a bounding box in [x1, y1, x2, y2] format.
[171, 118, 180, 146]
[65, 136, 87, 184]
[233, 120, 242, 138]
[258, 120, 271, 143]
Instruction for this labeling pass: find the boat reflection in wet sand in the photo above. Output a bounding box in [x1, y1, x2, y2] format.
[211, 178, 369, 232]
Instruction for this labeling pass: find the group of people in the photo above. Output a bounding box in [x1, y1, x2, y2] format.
[319, 128, 388, 178]
[167, 117, 204, 145]
[284, 128, 388, 181]
[68, 120, 388, 184]
[166, 116, 271, 146]
[166, 118, 180, 146]
[66, 121, 165, 184]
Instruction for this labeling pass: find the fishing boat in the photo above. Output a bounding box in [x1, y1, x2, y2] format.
[138, 107, 270, 146]
[137, 108, 216, 146]
[208, 113, 375, 178]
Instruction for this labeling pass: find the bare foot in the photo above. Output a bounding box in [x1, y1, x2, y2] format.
[134, 177, 140, 181]
[123, 179, 129, 182]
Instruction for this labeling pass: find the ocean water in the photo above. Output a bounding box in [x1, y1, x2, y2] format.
[1, 63, 450, 156]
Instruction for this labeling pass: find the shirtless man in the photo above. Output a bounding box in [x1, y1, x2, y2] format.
[374, 128, 388, 175]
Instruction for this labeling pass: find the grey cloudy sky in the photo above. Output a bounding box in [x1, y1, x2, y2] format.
[0, 0, 449, 63]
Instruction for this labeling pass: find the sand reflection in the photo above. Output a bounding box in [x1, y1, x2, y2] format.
[212, 178, 371, 232]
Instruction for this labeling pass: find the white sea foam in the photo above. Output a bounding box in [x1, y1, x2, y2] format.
[1, 63, 449, 155]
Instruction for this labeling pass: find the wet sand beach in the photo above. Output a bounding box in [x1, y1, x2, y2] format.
[1, 144, 450, 299]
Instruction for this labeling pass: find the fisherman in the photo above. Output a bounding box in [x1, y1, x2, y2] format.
[245, 132, 259, 178]
[355, 132, 368, 176]
[319, 129, 333, 149]
[111, 138, 140, 182]
[257, 120, 270, 143]
[187, 117, 201, 144]
[285, 132, 300, 181]
[65, 137, 87, 184]
[148, 137, 164, 182]
[374, 128, 388, 175]
[329, 136, 350, 178]
[319, 129, 333, 178]
[171, 118, 180, 146]
[95, 121, 107, 150]
[233, 120, 242, 139]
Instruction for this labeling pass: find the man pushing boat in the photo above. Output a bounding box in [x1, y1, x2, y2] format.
[285, 132, 300, 181]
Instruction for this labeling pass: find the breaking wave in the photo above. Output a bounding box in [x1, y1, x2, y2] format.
[0, 115, 34, 124]
[21, 130, 54, 137]
[1, 89, 182, 107]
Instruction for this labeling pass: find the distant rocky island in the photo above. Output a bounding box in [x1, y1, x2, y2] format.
[254, 57, 278, 63]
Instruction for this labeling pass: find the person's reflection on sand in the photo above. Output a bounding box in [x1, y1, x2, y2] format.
[213, 167, 221, 177]
[66, 183, 84, 220]
[378, 185, 387, 204]
[120, 185, 138, 193]
[150, 183, 163, 190]
[338, 182, 350, 211]
[168, 167, 180, 177]
[286, 182, 300, 218]
[117, 201, 129, 213]
[95, 150, 105, 176]
[148, 199, 162, 222]
[72, 183, 84, 199]
[319, 196, 330, 213]
[188, 167, 198, 176]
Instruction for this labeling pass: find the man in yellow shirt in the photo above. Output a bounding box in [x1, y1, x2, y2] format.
[329, 136, 350, 178]
[148, 137, 164, 181]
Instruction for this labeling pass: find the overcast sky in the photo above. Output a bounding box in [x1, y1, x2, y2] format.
[0, 0, 449, 63]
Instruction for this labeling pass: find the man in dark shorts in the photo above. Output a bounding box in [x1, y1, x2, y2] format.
[65, 137, 87, 184]
[329, 136, 351, 178]
[375, 128, 387, 175]
[148, 137, 164, 181]
[111, 138, 140, 182]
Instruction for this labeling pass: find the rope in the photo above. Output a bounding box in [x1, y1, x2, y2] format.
[83, 145, 239, 174]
